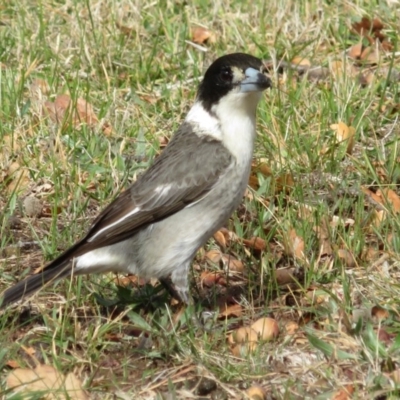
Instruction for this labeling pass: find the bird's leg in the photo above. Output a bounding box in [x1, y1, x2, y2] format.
[158, 277, 183, 302]
[170, 268, 190, 304]
[170, 268, 214, 330]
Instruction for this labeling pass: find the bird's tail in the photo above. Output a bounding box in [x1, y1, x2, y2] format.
[0, 260, 72, 309]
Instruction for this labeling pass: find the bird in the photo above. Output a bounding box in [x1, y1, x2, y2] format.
[0, 53, 272, 310]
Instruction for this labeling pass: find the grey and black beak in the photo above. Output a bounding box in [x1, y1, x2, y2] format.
[240, 67, 272, 93]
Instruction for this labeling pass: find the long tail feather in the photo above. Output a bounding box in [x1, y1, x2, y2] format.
[0, 261, 71, 309]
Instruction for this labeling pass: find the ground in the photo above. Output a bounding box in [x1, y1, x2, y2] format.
[1, 0, 400, 399]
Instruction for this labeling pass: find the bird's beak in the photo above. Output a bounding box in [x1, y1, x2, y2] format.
[240, 67, 272, 93]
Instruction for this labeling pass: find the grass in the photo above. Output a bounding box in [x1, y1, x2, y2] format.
[1, 0, 400, 398]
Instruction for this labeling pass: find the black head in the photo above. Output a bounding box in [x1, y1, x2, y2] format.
[197, 53, 271, 111]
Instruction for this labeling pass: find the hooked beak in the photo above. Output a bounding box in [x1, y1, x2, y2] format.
[240, 67, 272, 93]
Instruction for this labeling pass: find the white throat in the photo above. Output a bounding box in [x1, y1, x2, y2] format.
[186, 91, 261, 166]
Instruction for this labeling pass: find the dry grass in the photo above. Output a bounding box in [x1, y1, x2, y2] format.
[1, 0, 400, 399]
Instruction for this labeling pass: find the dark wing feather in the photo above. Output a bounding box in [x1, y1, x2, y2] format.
[82, 122, 232, 249]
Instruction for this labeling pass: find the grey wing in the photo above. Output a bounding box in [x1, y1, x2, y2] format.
[75, 123, 233, 252]
[0, 124, 234, 309]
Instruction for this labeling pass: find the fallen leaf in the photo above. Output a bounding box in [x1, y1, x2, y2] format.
[314, 219, 333, 256]
[251, 317, 279, 341]
[7, 364, 88, 400]
[283, 228, 305, 260]
[219, 303, 242, 318]
[275, 173, 295, 193]
[332, 384, 355, 400]
[360, 44, 380, 64]
[361, 187, 384, 206]
[44, 94, 112, 135]
[191, 26, 216, 44]
[330, 121, 356, 154]
[275, 268, 297, 286]
[242, 236, 266, 251]
[200, 271, 222, 287]
[249, 162, 272, 189]
[115, 21, 134, 36]
[347, 42, 363, 59]
[231, 342, 257, 357]
[205, 249, 222, 264]
[285, 321, 299, 335]
[246, 385, 266, 400]
[351, 17, 391, 49]
[372, 209, 386, 227]
[371, 305, 389, 320]
[3, 162, 31, 194]
[337, 249, 356, 268]
[213, 230, 227, 248]
[221, 255, 244, 273]
[6, 360, 20, 369]
[377, 327, 395, 345]
[291, 56, 311, 67]
[379, 188, 400, 213]
[391, 369, 400, 384]
[228, 326, 258, 344]
[305, 288, 328, 305]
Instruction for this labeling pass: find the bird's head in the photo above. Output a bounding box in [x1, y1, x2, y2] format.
[197, 53, 272, 113]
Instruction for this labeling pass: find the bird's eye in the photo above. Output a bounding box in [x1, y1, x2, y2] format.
[220, 68, 233, 82]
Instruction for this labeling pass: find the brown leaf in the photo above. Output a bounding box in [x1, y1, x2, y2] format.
[284, 228, 305, 260]
[7, 364, 88, 400]
[44, 94, 111, 134]
[200, 271, 221, 287]
[352, 17, 388, 45]
[285, 321, 299, 335]
[275, 268, 297, 286]
[213, 230, 227, 248]
[221, 255, 244, 272]
[242, 236, 266, 251]
[249, 162, 272, 189]
[329, 60, 352, 79]
[361, 186, 384, 206]
[219, 303, 242, 318]
[4, 162, 31, 194]
[246, 386, 266, 400]
[228, 327, 258, 344]
[305, 288, 328, 305]
[275, 173, 295, 193]
[248, 174, 260, 190]
[330, 121, 355, 155]
[332, 384, 355, 400]
[314, 219, 333, 256]
[337, 249, 356, 268]
[251, 317, 279, 341]
[391, 368, 400, 384]
[22, 347, 36, 357]
[380, 188, 400, 213]
[371, 305, 389, 320]
[115, 21, 134, 36]
[191, 26, 216, 44]
[113, 275, 147, 287]
[291, 56, 311, 67]
[205, 249, 222, 264]
[347, 42, 363, 59]
[377, 328, 395, 345]
[6, 360, 20, 369]
[360, 45, 380, 64]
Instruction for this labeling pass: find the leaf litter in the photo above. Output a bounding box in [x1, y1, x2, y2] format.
[2, 7, 400, 400]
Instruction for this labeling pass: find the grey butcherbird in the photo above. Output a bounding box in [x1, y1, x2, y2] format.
[1, 53, 272, 309]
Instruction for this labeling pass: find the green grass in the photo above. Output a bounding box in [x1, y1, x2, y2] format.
[1, 0, 400, 398]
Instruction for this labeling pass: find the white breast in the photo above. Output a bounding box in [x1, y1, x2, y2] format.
[186, 92, 261, 168]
